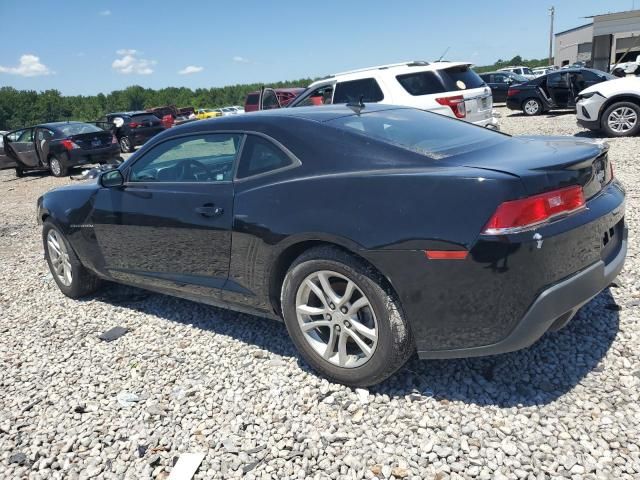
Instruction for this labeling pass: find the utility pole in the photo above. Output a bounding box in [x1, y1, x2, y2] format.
[548, 6, 555, 66]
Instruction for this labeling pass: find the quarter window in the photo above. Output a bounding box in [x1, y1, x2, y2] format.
[129, 134, 242, 183]
[333, 78, 384, 104]
[236, 135, 293, 179]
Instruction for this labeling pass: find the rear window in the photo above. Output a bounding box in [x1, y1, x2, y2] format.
[396, 66, 484, 96]
[131, 113, 160, 123]
[333, 78, 384, 103]
[246, 93, 259, 106]
[57, 123, 103, 136]
[327, 108, 506, 159]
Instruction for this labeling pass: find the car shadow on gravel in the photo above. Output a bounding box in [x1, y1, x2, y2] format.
[87, 284, 620, 408]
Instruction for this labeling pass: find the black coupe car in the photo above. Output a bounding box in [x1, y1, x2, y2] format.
[37, 105, 627, 386]
[506, 68, 614, 115]
[1, 122, 121, 177]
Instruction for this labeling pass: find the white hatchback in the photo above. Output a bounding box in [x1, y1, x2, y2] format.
[263, 61, 499, 129]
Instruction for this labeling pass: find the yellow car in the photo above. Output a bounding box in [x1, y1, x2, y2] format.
[195, 108, 222, 120]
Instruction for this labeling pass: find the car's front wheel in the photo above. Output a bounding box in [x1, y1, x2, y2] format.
[522, 98, 542, 116]
[281, 247, 413, 387]
[43, 221, 102, 298]
[602, 102, 640, 137]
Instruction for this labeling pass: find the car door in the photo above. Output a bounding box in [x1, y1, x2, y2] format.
[91, 132, 242, 298]
[546, 72, 571, 107]
[35, 127, 54, 163]
[491, 73, 510, 102]
[0, 132, 17, 170]
[3, 128, 40, 169]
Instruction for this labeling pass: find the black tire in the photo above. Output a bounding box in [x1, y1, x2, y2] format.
[601, 101, 640, 138]
[43, 220, 102, 298]
[15, 167, 24, 178]
[119, 136, 134, 153]
[281, 246, 414, 387]
[522, 98, 542, 116]
[49, 156, 68, 177]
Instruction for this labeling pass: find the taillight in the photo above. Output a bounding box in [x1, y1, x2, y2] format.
[507, 89, 520, 97]
[61, 139, 80, 150]
[128, 122, 140, 128]
[436, 95, 466, 118]
[482, 186, 586, 235]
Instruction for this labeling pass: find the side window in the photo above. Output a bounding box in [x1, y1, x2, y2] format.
[493, 74, 508, 83]
[17, 129, 34, 142]
[36, 129, 54, 142]
[236, 135, 293, 179]
[396, 72, 445, 96]
[293, 85, 334, 107]
[129, 133, 241, 183]
[333, 78, 384, 104]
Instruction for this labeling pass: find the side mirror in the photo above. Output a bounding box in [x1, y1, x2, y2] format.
[100, 169, 124, 188]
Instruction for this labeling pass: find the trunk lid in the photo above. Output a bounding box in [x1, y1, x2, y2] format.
[451, 136, 612, 199]
[69, 130, 114, 150]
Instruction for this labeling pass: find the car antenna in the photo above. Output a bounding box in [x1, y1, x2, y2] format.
[436, 46, 450, 62]
[346, 95, 365, 114]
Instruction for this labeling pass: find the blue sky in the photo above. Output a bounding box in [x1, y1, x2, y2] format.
[0, 0, 635, 95]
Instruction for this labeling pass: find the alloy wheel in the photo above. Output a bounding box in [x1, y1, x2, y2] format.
[295, 270, 378, 368]
[120, 137, 131, 152]
[607, 107, 637, 133]
[47, 230, 72, 286]
[524, 100, 540, 115]
[50, 158, 61, 176]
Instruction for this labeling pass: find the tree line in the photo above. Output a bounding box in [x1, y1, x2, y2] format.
[0, 78, 314, 131]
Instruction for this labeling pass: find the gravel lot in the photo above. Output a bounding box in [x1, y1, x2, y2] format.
[1, 107, 639, 479]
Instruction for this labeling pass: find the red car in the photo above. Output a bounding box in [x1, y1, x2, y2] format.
[244, 88, 305, 112]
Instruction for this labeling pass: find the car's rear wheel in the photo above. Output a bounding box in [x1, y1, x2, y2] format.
[522, 98, 542, 116]
[281, 247, 413, 386]
[119, 136, 133, 153]
[602, 102, 640, 137]
[49, 156, 67, 177]
[43, 221, 102, 298]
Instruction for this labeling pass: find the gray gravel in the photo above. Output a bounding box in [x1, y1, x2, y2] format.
[1, 107, 639, 479]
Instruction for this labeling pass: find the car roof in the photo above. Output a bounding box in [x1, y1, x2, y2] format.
[108, 111, 150, 116]
[307, 61, 473, 88]
[39, 121, 86, 128]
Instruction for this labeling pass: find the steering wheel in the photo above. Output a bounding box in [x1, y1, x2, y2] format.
[179, 158, 231, 181]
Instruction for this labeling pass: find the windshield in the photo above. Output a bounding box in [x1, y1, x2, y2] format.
[327, 108, 508, 159]
[57, 123, 102, 136]
[512, 73, 528, 82]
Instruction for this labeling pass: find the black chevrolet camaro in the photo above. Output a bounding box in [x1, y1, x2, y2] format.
[37, 105, 627, 386]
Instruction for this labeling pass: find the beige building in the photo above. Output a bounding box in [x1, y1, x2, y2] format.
[554, 9, 640, 71]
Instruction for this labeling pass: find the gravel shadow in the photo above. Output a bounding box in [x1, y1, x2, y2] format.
[87, 284, 620, 408]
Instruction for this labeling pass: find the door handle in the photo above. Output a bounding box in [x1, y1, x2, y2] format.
[195, 205, 223, 218]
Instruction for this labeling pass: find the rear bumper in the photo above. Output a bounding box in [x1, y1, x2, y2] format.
[67, 145, 121, 165]
[417, 227, 627, 359]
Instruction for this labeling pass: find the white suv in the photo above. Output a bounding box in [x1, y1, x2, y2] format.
[272, 61, 498, 129]
[576, 76, 640, 137]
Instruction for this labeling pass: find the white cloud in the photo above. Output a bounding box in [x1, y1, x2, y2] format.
[99, 9, 111, 16]
[0, 54, 52, 77]
[232, 56, 250, 64]
[178, 65, 204, 75]
[112, 50, 156, 75]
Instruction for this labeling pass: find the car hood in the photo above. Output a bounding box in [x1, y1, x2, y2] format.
[580, 76, 640, 97]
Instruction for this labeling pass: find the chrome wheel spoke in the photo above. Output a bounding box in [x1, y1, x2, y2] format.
[339, 280, 356, 306]
[47, 230, 72, 286]
[317, 272, 340, 305]
[297, 303, 326, 316]
[300, 319, 332, 332]
[323, 328, 337, 359]
[345, 328, 373, 358]
[347, 297, 368, 316]
[305, 279, 329, 308]
[349, 320, 377, 341]
[337, 331, 348, 367]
